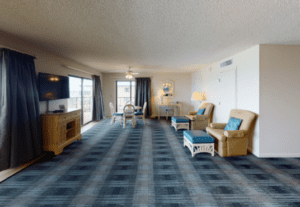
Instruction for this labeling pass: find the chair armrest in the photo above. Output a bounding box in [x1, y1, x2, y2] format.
[195, 114, 209, 121]
[188, 111, 197, 115]
[224, 130, 247, 138]
[185, 115, 195, 121]
[209, 123, 227, 129]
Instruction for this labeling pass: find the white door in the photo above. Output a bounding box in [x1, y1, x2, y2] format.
[217, 68, 236, 123]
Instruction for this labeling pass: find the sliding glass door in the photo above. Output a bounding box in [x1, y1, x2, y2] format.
[82, 79, 93, 124]
[116, 81, 135, 113]
[68, 76, 93, 125]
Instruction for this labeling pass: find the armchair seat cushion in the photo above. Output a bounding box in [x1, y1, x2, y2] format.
[206, 128, 227, 142]
[210, 123, 227, 129]
[134, 112, 143, 116]
[113, 113, 123, 116]
[172, 116, 189, 123]
[183, 130, 215, 144]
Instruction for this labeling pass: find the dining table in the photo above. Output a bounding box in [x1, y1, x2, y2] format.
[133, 106, 142, 110]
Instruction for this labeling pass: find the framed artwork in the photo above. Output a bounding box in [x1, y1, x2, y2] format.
[162, 80, 174, 97]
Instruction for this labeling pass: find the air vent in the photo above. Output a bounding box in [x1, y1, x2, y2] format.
[220, 59, 232, 68]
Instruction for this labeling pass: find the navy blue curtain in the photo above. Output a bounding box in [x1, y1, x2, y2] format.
[135, 78, 151, 117]
[0, 48, 42, 171]
[92, 75, 105, 121]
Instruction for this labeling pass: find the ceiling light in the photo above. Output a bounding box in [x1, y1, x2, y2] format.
[125, 66, 138, 79]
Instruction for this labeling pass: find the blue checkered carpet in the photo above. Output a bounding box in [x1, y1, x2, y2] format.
[1, 118, 300, 206]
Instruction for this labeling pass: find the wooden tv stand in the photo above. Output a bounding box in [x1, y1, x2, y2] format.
[41, 109, 81, 155]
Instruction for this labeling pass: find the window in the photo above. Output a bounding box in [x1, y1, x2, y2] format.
[116, 81, 135, 112]
[68, 76, 93, 125]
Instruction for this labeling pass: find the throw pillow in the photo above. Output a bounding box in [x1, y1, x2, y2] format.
[224, 117, 242, 130]
[196, 108, 205, 115]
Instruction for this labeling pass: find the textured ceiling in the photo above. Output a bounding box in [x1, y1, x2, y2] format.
[0, 0, 300, 73]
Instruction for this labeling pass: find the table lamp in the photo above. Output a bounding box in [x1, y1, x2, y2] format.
[191, 92, 204, 109]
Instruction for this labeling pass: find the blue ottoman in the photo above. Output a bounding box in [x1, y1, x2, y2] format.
[171, 116, 189, 131]
[183, 130, 215, 157]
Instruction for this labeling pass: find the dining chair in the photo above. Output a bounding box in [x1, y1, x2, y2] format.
[109, 102, 123, 125]
[166, 102, 176, 120]
[134, 102, 147, 124]
[123, 104, 135, 128]
[125, 101, 134, 105]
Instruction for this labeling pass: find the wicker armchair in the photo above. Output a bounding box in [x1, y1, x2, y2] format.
[206, 109, 257, 157]
[185, 102, 214, 130]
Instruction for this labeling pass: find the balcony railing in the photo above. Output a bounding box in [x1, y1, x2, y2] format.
[68, 97, 93, 124]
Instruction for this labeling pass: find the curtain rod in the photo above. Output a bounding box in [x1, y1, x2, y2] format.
[0, 46, 37, 58]
[63, 65, 95, 75]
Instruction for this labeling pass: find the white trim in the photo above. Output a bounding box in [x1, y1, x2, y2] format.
[247, 147, 253, 153]
[247, 147, 260, 157]
[258, 153, 300, 158]
[63, 65, 94, 75]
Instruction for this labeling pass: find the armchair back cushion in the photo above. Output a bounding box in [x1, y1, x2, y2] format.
[229, 109, 256, 131]
[196, 108, 205, 115]
[224, 117, 242, 130]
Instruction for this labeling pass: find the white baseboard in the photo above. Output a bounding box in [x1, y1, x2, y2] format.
[258, 153, 300, 158]
[247, 147, 253, 153]
[248, 146, 300, 157]
[247, 147, 260, 157]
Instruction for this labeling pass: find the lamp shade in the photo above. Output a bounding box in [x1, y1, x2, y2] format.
[191, 92, 203, 100]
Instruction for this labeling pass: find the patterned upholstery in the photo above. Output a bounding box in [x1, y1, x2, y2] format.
[206, 109, 257, 157]
[183, 130, 215, 143]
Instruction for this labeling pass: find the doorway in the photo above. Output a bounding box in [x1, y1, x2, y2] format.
[68, 76, 93, 125]
[116, 81, 135, 113]
[217, 68, 237, 122]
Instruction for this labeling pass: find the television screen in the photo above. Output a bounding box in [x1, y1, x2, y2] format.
[38, 73, 70, 101]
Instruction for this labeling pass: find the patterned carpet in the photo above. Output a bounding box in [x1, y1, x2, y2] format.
[0, 118, 300, 207]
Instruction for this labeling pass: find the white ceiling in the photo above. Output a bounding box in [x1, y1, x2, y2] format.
[0, 0, 300, 73]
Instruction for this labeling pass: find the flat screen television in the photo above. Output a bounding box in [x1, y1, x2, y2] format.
[38, 72, 70, 101]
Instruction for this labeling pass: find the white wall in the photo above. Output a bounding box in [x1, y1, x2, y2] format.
[1, 31, 103, 114]
[259, 45, 300, 157]
[191, 45, 260, 156]
[102, 73, 192, 117]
